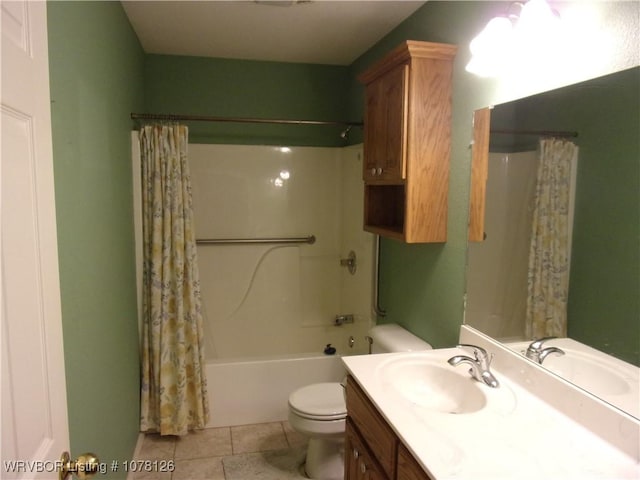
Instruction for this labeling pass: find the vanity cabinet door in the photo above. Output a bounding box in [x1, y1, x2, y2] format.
[397, 444, 434, 480]
[345, 419, 389, 480]
[346, 376, 397, 479]
[346, 375, 434, 480]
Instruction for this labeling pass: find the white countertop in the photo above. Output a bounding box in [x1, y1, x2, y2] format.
[342, 346, 640, 480]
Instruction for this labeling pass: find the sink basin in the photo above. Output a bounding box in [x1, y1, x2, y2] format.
[542, 351, 630, 396]
[507, 340, 633, 396]
[378, 356, 487, 414]
[506, 338, 639, 418]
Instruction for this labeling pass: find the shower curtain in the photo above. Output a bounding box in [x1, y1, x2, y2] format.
[525, 137, 578, 339]
[139, 124, 209, 435]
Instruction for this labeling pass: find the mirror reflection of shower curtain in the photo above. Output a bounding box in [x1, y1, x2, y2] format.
[526, 138, 579, 339]
[466, 152, 538, 340]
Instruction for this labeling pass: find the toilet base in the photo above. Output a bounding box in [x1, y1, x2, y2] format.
[304, 437, 344, 480]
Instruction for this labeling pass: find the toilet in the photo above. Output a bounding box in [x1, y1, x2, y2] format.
[287, 323, 432, 480]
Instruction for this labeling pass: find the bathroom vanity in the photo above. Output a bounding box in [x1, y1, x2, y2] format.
[342, 326, 640, 479]
[345, 375, 431, 480]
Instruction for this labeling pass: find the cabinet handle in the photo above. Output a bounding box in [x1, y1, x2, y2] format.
[353, 448, 359, 460]
[360, 462, 367, 474]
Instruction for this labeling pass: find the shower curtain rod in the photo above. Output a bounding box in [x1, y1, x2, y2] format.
[491, 128, 578, 138]
[131, 113, 362, 128]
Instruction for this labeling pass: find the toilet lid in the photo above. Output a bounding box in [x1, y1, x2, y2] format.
[289, 383, 347, 420]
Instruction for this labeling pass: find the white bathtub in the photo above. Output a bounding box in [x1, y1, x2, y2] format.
[205, 353, 348, 427]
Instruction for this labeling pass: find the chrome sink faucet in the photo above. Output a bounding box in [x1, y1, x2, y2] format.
[448, 344, 500, 388]
[526, 337, 565, 364]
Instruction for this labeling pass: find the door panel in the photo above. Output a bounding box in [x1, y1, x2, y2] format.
[1, 2, 70, 478]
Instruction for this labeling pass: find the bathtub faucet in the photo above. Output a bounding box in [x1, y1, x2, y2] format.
[334, 314, 354, 326]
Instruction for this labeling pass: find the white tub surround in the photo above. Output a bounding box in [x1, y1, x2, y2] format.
[342, 327, 640, 479]
[189, 143, 374, 360]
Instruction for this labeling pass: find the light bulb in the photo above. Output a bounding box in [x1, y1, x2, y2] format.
[519, 0, 556, 28]
[469, 17, 513, 56]
[466, 16, 514, 77]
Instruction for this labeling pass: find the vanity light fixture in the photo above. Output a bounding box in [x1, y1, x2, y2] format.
[466, 0, 560, 77]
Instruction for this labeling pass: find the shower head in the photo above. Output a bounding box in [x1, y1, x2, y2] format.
[340, 125, 352, 140]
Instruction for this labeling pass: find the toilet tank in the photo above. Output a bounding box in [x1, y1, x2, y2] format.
[368, 323, 433, 353]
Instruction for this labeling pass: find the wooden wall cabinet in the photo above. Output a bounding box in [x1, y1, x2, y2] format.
[345, 375, 434, 480]
[468, 107, 491, 242]
[358, 41, 457, 243]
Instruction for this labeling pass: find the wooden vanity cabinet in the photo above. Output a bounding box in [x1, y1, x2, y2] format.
[397, 444, 433, 480]
[345, 419, 387, 480]
[358, 40, 457, 243]
[345, 375, 434, 480]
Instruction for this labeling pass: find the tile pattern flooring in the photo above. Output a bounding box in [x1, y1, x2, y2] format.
[131, 422, 309, 480]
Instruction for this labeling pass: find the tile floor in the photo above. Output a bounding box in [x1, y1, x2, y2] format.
[131, 422, 310, 480]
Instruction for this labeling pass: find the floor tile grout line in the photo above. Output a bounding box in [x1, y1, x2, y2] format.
[229, 425, 236, 456]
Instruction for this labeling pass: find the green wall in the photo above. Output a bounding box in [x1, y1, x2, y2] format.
[566, 68, 639, 364]
[144, 54, 351, 146]
[47, 2, 143, 476]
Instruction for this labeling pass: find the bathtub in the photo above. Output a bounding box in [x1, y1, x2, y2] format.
[205, 353, 348, 428]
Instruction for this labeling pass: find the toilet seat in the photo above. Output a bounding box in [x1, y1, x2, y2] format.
[288, 383, 346, 421]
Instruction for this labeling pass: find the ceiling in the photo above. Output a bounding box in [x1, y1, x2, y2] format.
[121, 1, 426, 66]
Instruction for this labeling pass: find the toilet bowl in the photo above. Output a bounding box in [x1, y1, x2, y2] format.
[287, 323, 432, 480]
[288, 382, 346, 480]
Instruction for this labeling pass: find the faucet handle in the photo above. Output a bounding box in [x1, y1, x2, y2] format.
[528, 336, 557, 351]
[457, 344, 488, 361]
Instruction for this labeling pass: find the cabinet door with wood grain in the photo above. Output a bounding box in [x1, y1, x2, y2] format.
[362, 63, 408, 183]
[345, 419, 389, 480]
[397, 444, 434, 480]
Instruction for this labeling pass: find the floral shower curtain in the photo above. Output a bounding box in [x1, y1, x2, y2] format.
[139, 124, 209, 435]
[525, 137, 578, 339]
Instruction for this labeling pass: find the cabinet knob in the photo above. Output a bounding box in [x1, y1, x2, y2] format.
[376, 167, 383, 175]
[360, 462, 367, 474]
[370, 168, 377, 176]
[353, 448, 359, 460]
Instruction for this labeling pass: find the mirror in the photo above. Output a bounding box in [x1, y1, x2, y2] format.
[465, 66, 639, 418]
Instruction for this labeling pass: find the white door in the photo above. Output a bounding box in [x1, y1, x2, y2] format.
[1, 1, 71, 479]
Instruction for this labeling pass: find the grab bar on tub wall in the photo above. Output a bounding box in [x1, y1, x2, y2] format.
[196, 235, 316, 246]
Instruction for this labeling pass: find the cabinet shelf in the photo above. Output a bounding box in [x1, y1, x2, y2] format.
[364, 185, 405, 239]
